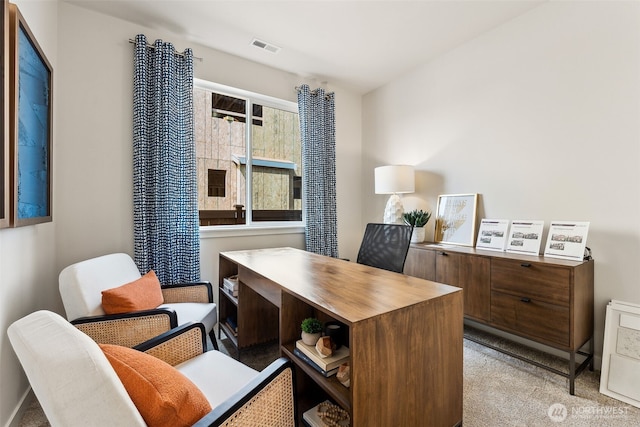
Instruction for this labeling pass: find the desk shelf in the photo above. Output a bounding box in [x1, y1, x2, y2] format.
[218, 257, 278, 350]
[281, 342, 351, 412]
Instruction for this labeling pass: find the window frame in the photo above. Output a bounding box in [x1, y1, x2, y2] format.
[194, 78, 304, 233]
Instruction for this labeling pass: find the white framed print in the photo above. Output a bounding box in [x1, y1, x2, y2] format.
[544, 221, 590, 261]
[506, 220, 545, 256]
[475, 219, 509, 252]
[434, 193, 478, 246]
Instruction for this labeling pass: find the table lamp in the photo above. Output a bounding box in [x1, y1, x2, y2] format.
[374, 165, 415, 224]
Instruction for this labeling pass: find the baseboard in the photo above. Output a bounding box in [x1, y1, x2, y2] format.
[4, 387, 32, 427]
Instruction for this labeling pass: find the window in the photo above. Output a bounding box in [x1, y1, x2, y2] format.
[207, 169, 226, 197]
[194, 79, 302, 227]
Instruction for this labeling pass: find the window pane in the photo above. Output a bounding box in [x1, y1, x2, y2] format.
[251, 105, 302, 222]
[196, 88, 246, 226]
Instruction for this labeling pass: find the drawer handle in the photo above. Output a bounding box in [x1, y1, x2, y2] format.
[521, 263, 531, 268]
[520, 297, 531, 303]
[439, 251, 448, 256]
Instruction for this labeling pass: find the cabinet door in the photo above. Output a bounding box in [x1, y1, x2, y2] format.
[435, 251, 490, 322]
[404, 247, 436, 281]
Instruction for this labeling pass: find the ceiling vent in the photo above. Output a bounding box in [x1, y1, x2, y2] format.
[251, 38, 281, 54]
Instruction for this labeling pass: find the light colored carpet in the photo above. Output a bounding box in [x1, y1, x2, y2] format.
[462, 334, 639, 426]
[19, 329, 640, 426]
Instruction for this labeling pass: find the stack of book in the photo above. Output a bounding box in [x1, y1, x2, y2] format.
[294, 339, 349, 377]
[303, 401, 350, 427]
[225, 316, 238, 337]
[223, 275, 239, 298]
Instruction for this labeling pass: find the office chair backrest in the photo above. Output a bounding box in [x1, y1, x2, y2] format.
[356, 223, 413, 273]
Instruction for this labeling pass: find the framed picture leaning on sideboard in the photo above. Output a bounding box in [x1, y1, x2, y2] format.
[434, 193, 478, 246]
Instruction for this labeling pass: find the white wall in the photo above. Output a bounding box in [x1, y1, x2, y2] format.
[54, 1, 363, 276]
[362, 1, 640, 367]
[1, 1, 362, 425]
[0, 2, 58, 426]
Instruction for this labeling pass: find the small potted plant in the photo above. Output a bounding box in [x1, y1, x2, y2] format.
[301, 317, 323, 345]
[403, 209, 432, 243]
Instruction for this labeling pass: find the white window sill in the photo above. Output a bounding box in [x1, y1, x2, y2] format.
[199, 223, 305, 239]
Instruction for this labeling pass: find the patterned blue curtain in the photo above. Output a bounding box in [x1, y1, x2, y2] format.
[132, 34, 200, 284]
[297, 85, 338, 257]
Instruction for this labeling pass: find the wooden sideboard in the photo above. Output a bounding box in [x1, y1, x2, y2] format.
[404, 243, 594, 395]
[219, 247, 463, 427]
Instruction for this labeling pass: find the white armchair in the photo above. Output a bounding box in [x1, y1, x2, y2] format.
[59, 252, 218, 349]
[8, 310, 296, 427]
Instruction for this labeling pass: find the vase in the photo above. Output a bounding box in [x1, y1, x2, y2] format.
[411, 227, 425, 243]
[324, 321, 345, 349]
[301, 331, 321, 346]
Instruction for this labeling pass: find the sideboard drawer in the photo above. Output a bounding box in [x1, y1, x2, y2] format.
[491, 291, 570, 348]
[491, 259, 570, 306]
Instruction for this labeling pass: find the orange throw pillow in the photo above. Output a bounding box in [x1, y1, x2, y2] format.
[100, 344, 211, 427]
[102, 270, 164, 314]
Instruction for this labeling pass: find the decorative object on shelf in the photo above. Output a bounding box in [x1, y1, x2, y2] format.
[337, 362, 350, 388]
[403, 209, 431, 243]
[543, 221, 590, 261]
[8, 3, 53, 227]
[375, 165, 415, 224]
[303, 400, 350, 427]
[222, 275, 238, 297]
[324, 321, 344, 349]
[475, 219, 509, 252]
[301, 317, 322, 345]
[318, 400, 351, 427]
[315, 336, 333, 358]
[434, 193, 478, 246]
[505, 220, 544, 255]
[295, 339, 350, 375]
[293, 347, 339, 377]
[225, 316, 238, 337]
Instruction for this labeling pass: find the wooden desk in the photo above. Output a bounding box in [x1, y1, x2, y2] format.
[219, 247, 463, 427]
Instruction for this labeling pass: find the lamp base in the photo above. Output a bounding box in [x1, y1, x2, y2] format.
[383, 194, 404, 224]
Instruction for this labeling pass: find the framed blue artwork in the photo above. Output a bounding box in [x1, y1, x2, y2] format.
[9, 4, 52, 227]
[0, 0, 8, 229]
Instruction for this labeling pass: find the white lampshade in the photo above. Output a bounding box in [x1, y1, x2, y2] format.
[374, 165, 415, 194]
[374, 165, 415, 224]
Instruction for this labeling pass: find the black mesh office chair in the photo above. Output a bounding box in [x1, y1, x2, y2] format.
[356, 223, 413, 273]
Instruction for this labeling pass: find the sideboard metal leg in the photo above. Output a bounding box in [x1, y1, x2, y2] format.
[569, 351, 576, 395]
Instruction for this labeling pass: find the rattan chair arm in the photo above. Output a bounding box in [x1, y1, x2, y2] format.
[193, 358, 296, 427]
[71, 308, 178, 347]
[161, 281, 213, 303]
[134, 322, 207, 366]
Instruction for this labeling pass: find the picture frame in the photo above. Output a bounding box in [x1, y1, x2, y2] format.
[9, 4, 52, 227]
[434, 193, 478, 246]
[0, 0, 9, 229]
[475, 219, 509, 252]
[543, 221, 590, 261]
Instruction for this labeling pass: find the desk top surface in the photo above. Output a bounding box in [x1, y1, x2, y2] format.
[220, 247, 461, 324]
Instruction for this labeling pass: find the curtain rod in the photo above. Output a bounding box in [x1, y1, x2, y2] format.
[128, 38, 203, 61]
